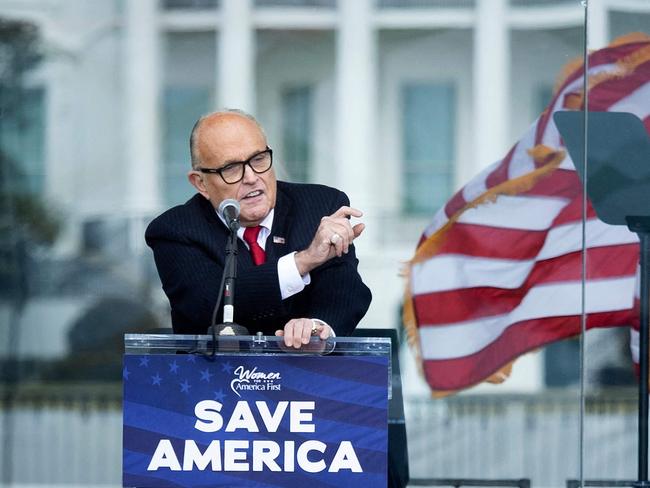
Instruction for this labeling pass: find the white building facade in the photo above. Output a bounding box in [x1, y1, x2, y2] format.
[1, 0, 649, 391]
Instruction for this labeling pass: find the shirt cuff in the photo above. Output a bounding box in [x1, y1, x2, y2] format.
[278, 252, 311, 300]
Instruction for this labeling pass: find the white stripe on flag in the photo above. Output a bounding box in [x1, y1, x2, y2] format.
[462, 161, 499, 204]
[411, 255, 534, 294]
[412, 220, 637, 295]
[609, 81, 650, 120]
[457, 195, 568, 230]
[419, 277, 636, 360]
[542, 119, 562, 151]
[538, 219, 638, 261]
[507, 123, 537, 180]
[559, 152, 576, 170]
[423, 207, 450, 239]
[542, 63, 617, 149]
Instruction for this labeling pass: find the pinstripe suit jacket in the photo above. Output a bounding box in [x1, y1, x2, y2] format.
[145, 181, 372, 335]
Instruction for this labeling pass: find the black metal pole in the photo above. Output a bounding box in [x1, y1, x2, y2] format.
[639, 231, 650, 484]
[626, 217, 650, 488]
[222, 230, 238, 324]
[215, 226, 248, 337]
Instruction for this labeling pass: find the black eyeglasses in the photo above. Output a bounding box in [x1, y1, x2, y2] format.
[197, 148, 273, 184]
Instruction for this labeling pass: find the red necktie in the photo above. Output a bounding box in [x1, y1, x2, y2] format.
[243, 226, 266, 265]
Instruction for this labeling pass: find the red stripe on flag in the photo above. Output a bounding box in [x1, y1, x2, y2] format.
[587, 61, 650, 111]
[435, 224, 545, 260]
[421, 310, 636, 391]
[519, 169, 581, 199]
[588, 41, 650, 67]
[535, 42, 649, 143]
[413, 244, 638, 325]
[486, 144, 516, 189]
[551, 197, 598, 226]
[432, 203, 605, 262]
[415, 287, 524, 325]
[444, 190, 468, 220]
[556, 42, 648, 96]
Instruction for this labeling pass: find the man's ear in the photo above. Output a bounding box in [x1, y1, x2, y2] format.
[187, 170, 210, 200]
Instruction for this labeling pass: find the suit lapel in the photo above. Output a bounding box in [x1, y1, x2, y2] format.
[268, 184, 294, 261]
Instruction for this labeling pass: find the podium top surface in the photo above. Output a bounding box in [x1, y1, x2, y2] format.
[124, 333, 391, 357]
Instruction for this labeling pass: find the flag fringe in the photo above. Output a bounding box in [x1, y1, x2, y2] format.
[557, 34, 650, 109]
[609, 32, 650, 47]
[553, 32, 650, 97]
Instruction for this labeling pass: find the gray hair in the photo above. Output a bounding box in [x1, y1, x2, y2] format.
[189, 108, 267, 169]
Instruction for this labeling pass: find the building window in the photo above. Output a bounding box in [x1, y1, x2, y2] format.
[544, 339, 580, 387]
[281, 86, 312, 183]
[163, 86, 211, 206]
[0, 87, 46, 195]
[163, 0, 219, 10]
[401, 82, 455, 215]
[256, 0, 336, 6]
[378, 0, 475, 7]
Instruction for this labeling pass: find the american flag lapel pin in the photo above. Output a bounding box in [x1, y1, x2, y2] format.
[273, 236, 286, 244]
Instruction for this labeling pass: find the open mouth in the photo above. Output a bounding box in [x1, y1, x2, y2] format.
[242, 189, 263, 200]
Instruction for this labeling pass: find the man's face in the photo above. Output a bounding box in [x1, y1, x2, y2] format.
[189, 113, 277, 227]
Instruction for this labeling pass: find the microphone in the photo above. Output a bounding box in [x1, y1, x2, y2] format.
[218, 199, 240, 232]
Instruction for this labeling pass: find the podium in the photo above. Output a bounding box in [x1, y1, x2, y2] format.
[122, 333, 392, 487]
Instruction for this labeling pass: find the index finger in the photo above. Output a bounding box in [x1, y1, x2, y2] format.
[331, 206, 363, 219]
[282, 320, 296, 348]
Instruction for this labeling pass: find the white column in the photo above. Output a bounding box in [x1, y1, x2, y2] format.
[218, 0, 254, 111]
[473, 0, 509, 172]
[335, 0, 376, 244]
[587, 0, 609, 51]
[123, 0, 161, 213]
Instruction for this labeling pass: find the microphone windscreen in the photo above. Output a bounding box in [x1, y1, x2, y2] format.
[218, 199, 240, 220]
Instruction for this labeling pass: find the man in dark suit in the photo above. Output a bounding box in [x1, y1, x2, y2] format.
[145, 110, 371, 347]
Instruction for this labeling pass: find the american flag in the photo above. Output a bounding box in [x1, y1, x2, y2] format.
[405, 33, 650, 395]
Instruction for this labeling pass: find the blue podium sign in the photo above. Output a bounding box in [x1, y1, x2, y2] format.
[123, 353, 388, 487]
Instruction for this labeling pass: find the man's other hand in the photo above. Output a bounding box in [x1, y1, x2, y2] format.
[275, 318, 332, 349]
[294, 206, 364, 275]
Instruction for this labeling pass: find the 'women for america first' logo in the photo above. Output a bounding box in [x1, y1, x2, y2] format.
[230, 365, 282, 397]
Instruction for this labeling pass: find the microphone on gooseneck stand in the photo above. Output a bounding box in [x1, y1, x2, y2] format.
[207, 199, 249, 355]
[218, 199, 241, 232]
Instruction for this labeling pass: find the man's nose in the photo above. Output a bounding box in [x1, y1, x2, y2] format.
[242, 163, 257, 183]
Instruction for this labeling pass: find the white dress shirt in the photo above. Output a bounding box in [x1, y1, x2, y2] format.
[220, 209, 311, 300]
[218, 208, 333, 334]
